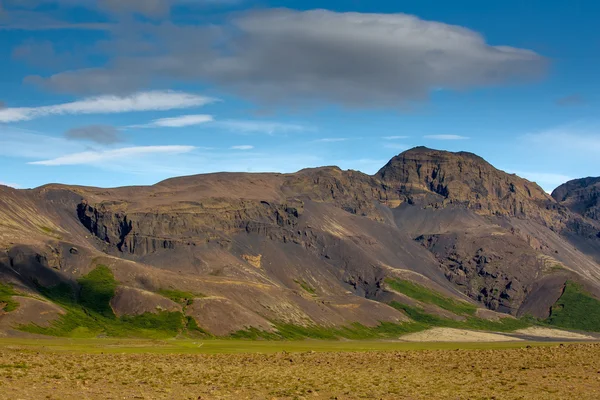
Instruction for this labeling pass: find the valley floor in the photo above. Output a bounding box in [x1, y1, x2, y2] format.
[1, 339, 599, 399]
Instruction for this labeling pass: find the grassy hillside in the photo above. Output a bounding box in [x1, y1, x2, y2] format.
[21, 266, 208, 339]
[545, 281, 600, 332]
[386, 278, 477, 315]
[0, 283, 19, 312]
[13, 272, 537, 339]
[385, 278, 530, 332]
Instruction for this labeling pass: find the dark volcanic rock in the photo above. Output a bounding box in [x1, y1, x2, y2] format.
[552, 177, 600, 221]
[377, 147, 565, 227]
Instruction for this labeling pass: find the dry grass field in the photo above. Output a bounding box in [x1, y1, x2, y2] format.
[0, 339, 599, 399]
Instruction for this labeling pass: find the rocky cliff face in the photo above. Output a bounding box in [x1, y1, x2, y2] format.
[553, 177, 600, 222]
[377, 147, 565, 227]
[77, 198, 304, 256]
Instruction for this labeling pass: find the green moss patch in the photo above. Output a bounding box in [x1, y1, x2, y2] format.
[20, 266, 211, 339]
[294, 280, 316, 295]
[0, 283, 19, 312]
[545, 281, 600, 332]
[158, 289, 203, 306]
[389, 301, 530, 332]
[386, 278, 477, 316]
[77, 265, 117, 318]
[231, 321, 427, 341]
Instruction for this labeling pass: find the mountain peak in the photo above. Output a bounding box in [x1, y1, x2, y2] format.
[376, 146, 557, 223]
[397, 146, 487, 161]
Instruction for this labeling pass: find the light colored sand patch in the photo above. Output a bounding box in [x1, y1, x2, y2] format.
[400, 328, 522, 342]
[516, 327, 596, 340]
[242, 254, 262, 269]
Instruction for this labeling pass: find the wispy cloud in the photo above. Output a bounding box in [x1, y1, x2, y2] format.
[0, 129, 83, 159]
[0, 181, 21, 188]
[129, 114, 214, 128]
[382, 135, 409, 140]
[423, 135, 469, 140]
[0, 10, 112, 31]
[524, 125, 600, 153]
[65, 125, 123, 144]
[555, 94, 586, 107]
[314, 138, 347, 143]
[0, 91, 216, 123]
[29, 145, 196, 166]
[230, 145, 254, 150]
[0, 128, 325, 184]
[215, 120, 311, 135]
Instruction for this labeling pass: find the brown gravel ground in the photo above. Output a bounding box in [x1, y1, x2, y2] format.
[1, 343, 600, 399]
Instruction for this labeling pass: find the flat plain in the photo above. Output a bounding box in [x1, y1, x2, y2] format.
[1, 339, 599, 399]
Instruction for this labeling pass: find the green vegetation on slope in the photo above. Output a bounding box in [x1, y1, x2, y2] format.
[15, 268, 535, 340]
[294, 279, 316, 295]
[0, 283, 19, 312]
[0, 337, 559, 354]
[385, 278, 477, 316]
[389, 302, 530, 332]
[77, 265, 117, 317]
[384, 278, 529, 332]
[158, 289, 202, 306]
[21, 266, 209, 339]
[231, 321, 426, 341]
[35, 282, 76, 304]
[545, 281, 600, 332]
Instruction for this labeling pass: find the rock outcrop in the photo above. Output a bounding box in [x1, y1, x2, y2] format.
[552, 177, 600, 221]
[377, 147, 565, 227]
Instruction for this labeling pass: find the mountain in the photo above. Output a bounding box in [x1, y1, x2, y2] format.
[2, 147, 600, 338]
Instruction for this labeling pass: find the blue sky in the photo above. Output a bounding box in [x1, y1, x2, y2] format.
[0, 0, 598, 191]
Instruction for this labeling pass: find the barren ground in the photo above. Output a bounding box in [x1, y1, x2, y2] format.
[399, 327, 521, 342]
[1, 339, 599, 399]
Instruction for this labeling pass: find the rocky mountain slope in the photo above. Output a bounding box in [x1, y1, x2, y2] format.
[1, 147, 600, 338]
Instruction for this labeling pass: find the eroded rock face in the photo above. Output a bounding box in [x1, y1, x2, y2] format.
[377, 147, 565, 227]
[415, 232, 543, 314]
[552, 177, 600, 221]
[77, 198, 304, 255]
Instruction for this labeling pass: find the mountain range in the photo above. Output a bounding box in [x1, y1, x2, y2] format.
[1, 147, 599, 338]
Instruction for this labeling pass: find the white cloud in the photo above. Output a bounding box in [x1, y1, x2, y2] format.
[314, 138, 347, 143]
[0, 181, 21, 188]
[524, 128, 600, 153]
[0, 91, 216, 123]
[129, 114, 214, 128]
[29, 145, 196, 166]
[230, 145, 254, 150]
[423, 135, 469, 140]
[0, 129, 327, 184]
[0, 128, 84, 159]
[215, 120, 311, 135]
[382, 136, 409, 140]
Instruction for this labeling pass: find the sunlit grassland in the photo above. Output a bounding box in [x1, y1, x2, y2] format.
[0, 337, 562, 355]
